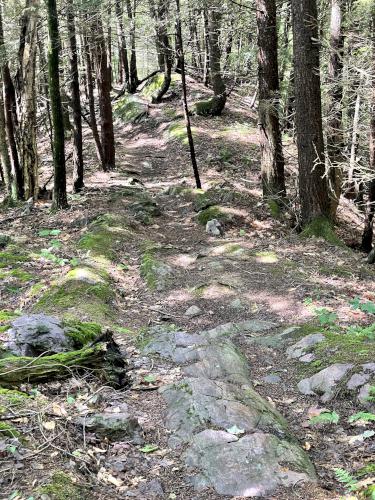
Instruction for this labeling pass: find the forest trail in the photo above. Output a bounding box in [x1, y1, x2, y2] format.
[1, 86, 375, 498]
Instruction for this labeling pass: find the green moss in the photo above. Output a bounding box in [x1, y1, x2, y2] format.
[0, 310, 18, 323]
[0, 388, 28, 405]
[197, 206, 226, 225]
[63, 320, 102, 348]
[255, 251, 279, 264]
[268, 199, 282, 218]
[141, 72, 165, 99]
[9, 268, 34, 281]
[193, 99, 215, 116]
[300, 216, 343, 246]
[0, 251, 29, 268]
[38, 471, 86, 500]
[168, 121, 189, 144]
[0, 421, 21, 438]
[27, 282, 45, 298]
[318, 265, 351, 278]
[140, 249, 159, 289]
[113, 95, 148, 123]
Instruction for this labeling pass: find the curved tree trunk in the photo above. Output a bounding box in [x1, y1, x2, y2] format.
[256, 0, 286, 200]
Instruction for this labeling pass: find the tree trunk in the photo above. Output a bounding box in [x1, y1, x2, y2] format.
[67, 0, 84, 193]
[0, 3, 24, 200]
[256, 0, 286, 200]
[291, 0, 331, 226]
[327, 0, 346, 218]
[83, 28, 104, 167]
[46, 0, 68, 209]
[16, 0, 39, 200]
[149, 0, 172, 103]
[115, 0, 130, 90]
[37, 32, 53, 158]
[347, 76, 363, 201]
[203, 9, 210, 86]
[92, 12, 116, 171]
[126, 0, 139, 93]
[362, 6, 375, 252]
[0, 76, 12, 197]
[175, 0, 201, 190]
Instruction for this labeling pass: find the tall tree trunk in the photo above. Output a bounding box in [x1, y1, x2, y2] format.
[37, 31, 53, 156]
[0, 76, 12, 197]
[126, 0, 139, 93]
[0, 3, 24, 200]
[175, 0, 201, 189]
[327, 0, 346, 217]
[256, 0, 286, 200]
[291, 0, 331, 226]
[16, 0, 39, 200]
[347, 76, 363, 201]
[115, 0, 130, 90]
[46, 0, 68, 209]
[149, 0, 172, 103]
[203, 9, 210, 86]
[67, 0, 84, 193]
[83, 28, 104, 167]
[92, 12, 116, 171]
[362, 5, 375, 252]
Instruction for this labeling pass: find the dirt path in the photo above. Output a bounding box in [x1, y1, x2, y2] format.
[1, 87, 374, 498]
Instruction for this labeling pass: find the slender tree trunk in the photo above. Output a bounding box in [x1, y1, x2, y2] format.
[291, 0, 331, 225]
[83, 28, 104, 166]
[115, 0, 130, 90]
[0, 3, 23, 200]
[92, 12, 116, 171]
[15, 0, 39, 200]
[327, 0, 346, 217]
[149, 0, 172, 103]
[362, 6, 375, 252]
[0, 76, 12, 197]
[46, 0, 68, 209]
[256, 0, 286, 200]
[203, 9, 210, 86]
[37, 31, 53, 156]
[126, 0, 139, 93]
[347, 77, 363, 200]
[175, 0, 201, 189]
[67, 0, 84, 193]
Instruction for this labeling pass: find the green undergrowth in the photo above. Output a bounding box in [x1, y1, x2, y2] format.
[197, 206, 227, 225]
[38, 471, 87, 500]
[167, 121, 189, 144]
[193, 98, 215, 116]
[300, 216, 343, 246]
[0, 250, 29, 268]
[0, 421, 21, 438]
[0, 310, 19, 333]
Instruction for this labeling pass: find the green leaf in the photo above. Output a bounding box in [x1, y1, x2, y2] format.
[140, 444, 159, 453]
[348, 412, 375, 423]
[66, 395, 75, 404]
[309, 411, 340, 425]
[143, 374, 157, 383]
[38, 229, 61, 237]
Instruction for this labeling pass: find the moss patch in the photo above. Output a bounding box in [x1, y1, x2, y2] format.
[300, 216, 343, 246]
[0, 251, 29, 268]
[0, 421, 21, 438]
[168, 121, 189, 144]
[113, 95, 148, 123]
[193, 99, 215, 116]
[63, 320, 102, 348]
[38, 471, 86, 500]
[197, 206, 227, 225]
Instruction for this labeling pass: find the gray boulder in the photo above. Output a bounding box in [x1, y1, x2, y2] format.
[80, 412, 142, 442]
[5, 314, 73, 357]
[184, 429, 316, 497]
[286, 334, 325, 360]
[206, 219, 222, 236]
[298, 363, 353, 402]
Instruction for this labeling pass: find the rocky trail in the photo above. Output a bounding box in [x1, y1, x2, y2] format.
[0, 83, 374, 499]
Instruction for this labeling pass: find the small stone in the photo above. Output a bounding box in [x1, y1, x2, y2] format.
[299, 353, 315, 363]
[138, 479, 164, 498]
[184, 305, 202, 318]
[298, 363, 353, 402]
[206, 219, 222, 236]
[262, 374, 281, 384]
[229, 298, 245, 310]
[347, 372, 371, 390]
[79, 412, 142, 442]
[286, 334, 325, 360]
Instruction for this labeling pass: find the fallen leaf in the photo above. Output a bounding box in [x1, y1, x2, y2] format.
[42, 420, 56, 431]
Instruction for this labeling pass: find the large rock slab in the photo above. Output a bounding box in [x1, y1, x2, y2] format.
[298, 363, 353, 402]
[161, 377, 288, 448]
[184, 429, 316, 497]
[286, 334, 325, 360]
[4, 314, 73, 356]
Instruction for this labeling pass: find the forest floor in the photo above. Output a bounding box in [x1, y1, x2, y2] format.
[0, 77, 374, 499]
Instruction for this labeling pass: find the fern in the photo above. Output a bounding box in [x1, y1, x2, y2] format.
[334, 468, 358, 492]
[348, 412, 375, 423]
[309, 411, 340, 425]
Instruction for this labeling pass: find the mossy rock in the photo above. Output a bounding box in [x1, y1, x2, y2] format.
[140, 247, 173, 291]
[63, 320, 102, 348]
[141, 72, 180, 101]
[193, 99, 215, 116]
[38, 471, 87, 500]
[167, 121, 189, 144]
[113, 95, 149, 123]
[0, 421, 21, 438]
[196, 206, 229, 226]
[300, 216, 343, 246]
[0, 234, 11, 249]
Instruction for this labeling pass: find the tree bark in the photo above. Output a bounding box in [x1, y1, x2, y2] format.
[291, 0, 331, 225]
[115, 0, 130, 90]
[327, 0, 346, 218]
[256, 0, 286, 199]
[0, 3, 24, 200]
[0, 76, 12, 197]
[92, 11, 116, 171]
[126, 0, 139, 93]
[67, 0, 84, 193]
[362, 6, 375, 252]
[46, 0, 68, 209]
